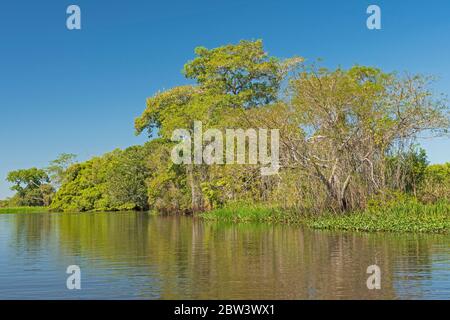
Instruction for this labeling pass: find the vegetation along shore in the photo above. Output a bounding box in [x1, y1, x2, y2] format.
[1, 40, 449, 233]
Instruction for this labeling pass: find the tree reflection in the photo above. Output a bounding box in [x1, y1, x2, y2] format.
[8, 213, 449, 299]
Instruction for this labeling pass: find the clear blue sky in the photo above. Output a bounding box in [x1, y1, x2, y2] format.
[1, 0, 449, 198]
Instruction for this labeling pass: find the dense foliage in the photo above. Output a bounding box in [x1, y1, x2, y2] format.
[3, 40, 450, 216]
[6, 168, 53, 207]
[50, 144, 153, 211]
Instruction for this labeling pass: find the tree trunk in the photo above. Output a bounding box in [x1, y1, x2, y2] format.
[187, 165, 198, 213]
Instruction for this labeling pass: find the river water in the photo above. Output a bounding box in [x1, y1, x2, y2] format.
[0, 211, 449, 299]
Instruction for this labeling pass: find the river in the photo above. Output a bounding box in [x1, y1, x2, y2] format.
[0, 211, 449, 299]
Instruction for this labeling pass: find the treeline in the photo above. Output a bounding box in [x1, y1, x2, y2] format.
[1, 154, 76, 208]
[2, 40, 449, 214]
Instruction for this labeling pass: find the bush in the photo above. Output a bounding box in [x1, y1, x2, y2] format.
[418, 163, 450, 203]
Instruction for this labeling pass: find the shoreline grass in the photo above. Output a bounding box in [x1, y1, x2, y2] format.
[199, 201, 450, 234]
[2, 202, 448, 234]
[307, 201, 449, 234]
[0, 207, 49, 214]
[199, 203, 304, 224]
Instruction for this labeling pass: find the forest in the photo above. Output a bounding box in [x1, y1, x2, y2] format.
[1, 40, 449, 231]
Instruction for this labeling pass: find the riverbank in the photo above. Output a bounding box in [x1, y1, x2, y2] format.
[2, 201, 449, 234]
[199, 201, 450, 234]
[0, 207, 49, 214]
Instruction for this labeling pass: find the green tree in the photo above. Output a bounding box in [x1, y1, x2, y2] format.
[51, 40, 450, 215]
[134, 40, 301, 212]
[183, 39, 299, 108]
[106, 145, 150, 210]
[50, 147, 152, 212]
[46, 153, 77, 188]
[419, 162, 450, 203]
[135, 40, 302, 137]
[6, 168, 52, 206]
[50, 156, 111, 212]
[279, 65, 449, 211]
[386, 147, 429, 195]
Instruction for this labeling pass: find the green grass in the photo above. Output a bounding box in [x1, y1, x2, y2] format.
[0, 207, 49, 214]
[200, 203, 301, 224]
[308, 201, 450, 234]
[199, 201, 450, 234]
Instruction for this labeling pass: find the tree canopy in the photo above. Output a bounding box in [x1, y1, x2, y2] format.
[5, 40, 449, 214]
[6, 168, 52, 206]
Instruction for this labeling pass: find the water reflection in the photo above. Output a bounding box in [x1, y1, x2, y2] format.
[0, 212, 448, 299]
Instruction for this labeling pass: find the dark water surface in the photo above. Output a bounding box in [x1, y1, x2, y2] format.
[0, 212, 449, 299]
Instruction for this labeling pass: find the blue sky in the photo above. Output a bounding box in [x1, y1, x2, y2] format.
[0, 0, 449, 198]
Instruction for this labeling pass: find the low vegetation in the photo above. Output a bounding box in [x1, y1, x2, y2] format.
[0, 207, 49, 214]
[308, 200, 450, 233]
[200, 202, 297, 224]
[200, 199, 450, 233]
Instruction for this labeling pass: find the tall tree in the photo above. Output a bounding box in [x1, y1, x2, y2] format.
[47, 153, 77, 188]
[275, 65, 449, 211]
[6, 168, 52, 206]
[134, 40, 301, 212]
